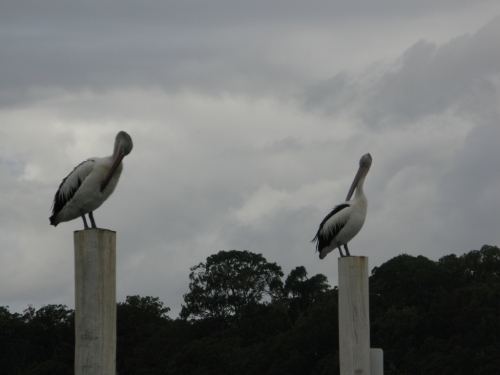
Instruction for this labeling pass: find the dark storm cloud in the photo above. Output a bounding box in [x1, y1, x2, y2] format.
[435, 117, 500, 251]
[0, 2, 295, 106]
[2, 0, 491, 108]
[362, 17, 500, 126]
[302, 16, 500, 127]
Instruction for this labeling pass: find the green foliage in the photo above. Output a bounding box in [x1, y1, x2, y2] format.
[371, 245, 500, 375]
[116, 295, 172, 374]
[168, 289, 340, 375]
[284, 266, 330, 325]
[2, 246, 500, 374]
[0, 304, 74, 374]
[180, 250, 285, 324]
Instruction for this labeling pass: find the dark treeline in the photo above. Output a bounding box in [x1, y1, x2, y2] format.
[1, 245, 499, 375]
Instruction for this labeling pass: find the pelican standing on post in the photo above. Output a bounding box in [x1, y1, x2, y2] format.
[312, 153, 372, 258]
[50, 131, 133, 229]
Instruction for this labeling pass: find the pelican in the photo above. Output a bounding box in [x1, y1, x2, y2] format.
[50, 131, 133, 229]
[312, 153, 372, 258]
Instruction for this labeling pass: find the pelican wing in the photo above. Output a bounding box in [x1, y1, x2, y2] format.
[51, 159, 95, 217]
[312, 204, 350, 251]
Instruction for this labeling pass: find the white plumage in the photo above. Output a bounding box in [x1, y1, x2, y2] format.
[312, 153, 372, 259]
[50, 131, 133, 229]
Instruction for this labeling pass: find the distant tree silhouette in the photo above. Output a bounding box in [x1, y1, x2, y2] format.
[2, 246, 499, 374]
[370, 245, 500, 374]
[180, 250, 284, 324]
[284, 266, 330, 326]
[0, 304, 73, 374]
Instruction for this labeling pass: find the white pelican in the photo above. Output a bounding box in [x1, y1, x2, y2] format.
[312, 153, 372, 258]
[50, 131, 133, 229]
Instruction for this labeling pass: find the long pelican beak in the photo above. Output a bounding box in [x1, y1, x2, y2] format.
[100, 150, 125, 192]
[345, 165, 369, 201]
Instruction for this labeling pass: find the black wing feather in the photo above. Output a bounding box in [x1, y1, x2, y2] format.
[49, 160, 94, 223]
[312, 204, 350, 252]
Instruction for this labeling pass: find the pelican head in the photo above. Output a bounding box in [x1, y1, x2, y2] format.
[346, 153, 372, 201]
[115, 131, 134, 157]
[100, 131, 133, 192]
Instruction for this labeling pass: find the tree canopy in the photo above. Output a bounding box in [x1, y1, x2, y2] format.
[2, 245, 499, 374]
[370, 245, 500, 375]
[180, 250, 285, 323]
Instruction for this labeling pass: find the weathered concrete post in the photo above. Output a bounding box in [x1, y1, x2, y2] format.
[370, 348, 384, 375]
[74, 229, 116, 375]
[338, 256, 370, 375]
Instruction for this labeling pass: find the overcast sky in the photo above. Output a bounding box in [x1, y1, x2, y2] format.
[1, 1, 499, 317]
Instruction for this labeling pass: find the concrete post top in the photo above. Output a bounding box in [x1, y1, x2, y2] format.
[74, 228, 116, 234]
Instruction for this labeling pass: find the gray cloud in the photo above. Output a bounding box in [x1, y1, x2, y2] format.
[3, 1, 496, 107]
[302, 16, 500, 127]
[436, 118, 500, 250]
[363, 17, 500, 126]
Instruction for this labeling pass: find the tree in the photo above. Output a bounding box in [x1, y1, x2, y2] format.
[180, 250, 284, 324]
[284, 266, 330, 325]
[3, 246, 499, 374]
[370, 245, 500, 375]
[0, 304, 74, 375]
[116, 296, 171, 374]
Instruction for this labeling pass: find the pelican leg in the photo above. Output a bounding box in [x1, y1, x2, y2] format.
[344, 244, 351, 257]
[337, 246, 345, 257]
[80, 210, 89, 230]
[88, 211, 97, 229]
